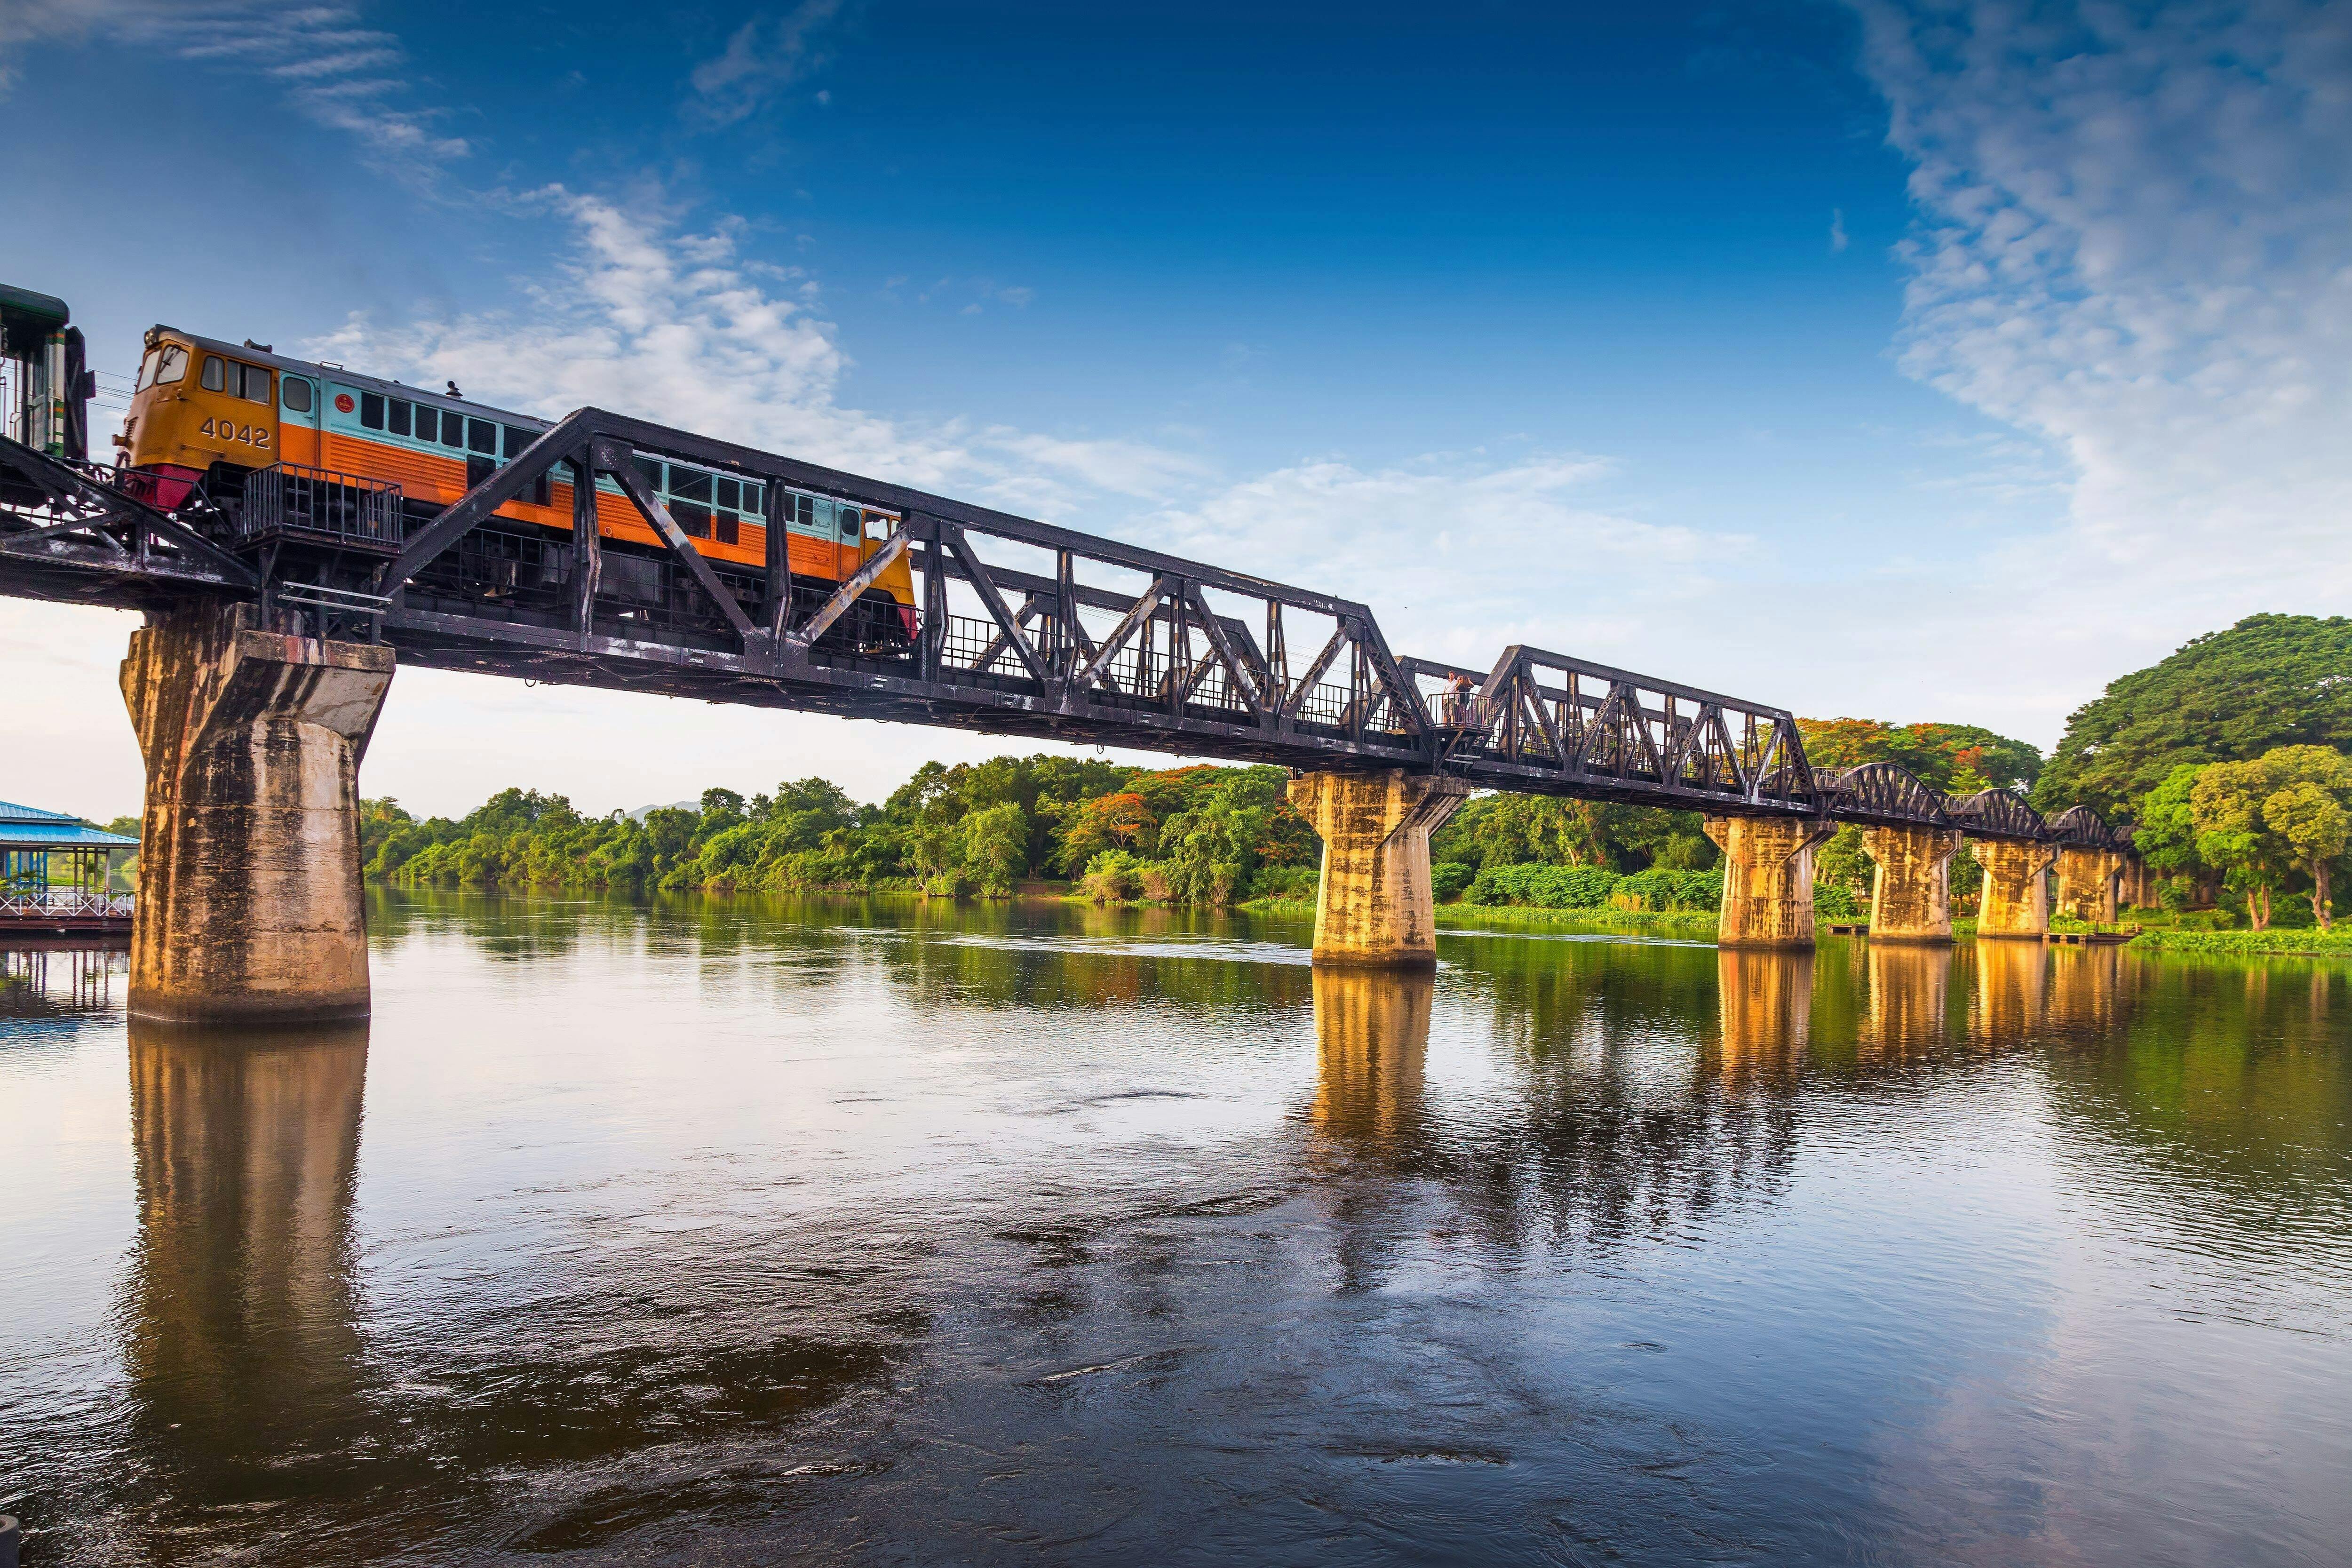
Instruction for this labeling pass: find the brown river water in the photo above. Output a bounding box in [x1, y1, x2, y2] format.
[3, 892, 2349, 1565]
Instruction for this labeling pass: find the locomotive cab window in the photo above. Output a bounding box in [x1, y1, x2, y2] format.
[135, 343, 189, 390]
[206, 358, 270, 402]
[282, 377, 313, 414]
[839, 507, 861, 541]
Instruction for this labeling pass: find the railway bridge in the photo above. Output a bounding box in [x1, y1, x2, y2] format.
[0, 405, 2139, 1023]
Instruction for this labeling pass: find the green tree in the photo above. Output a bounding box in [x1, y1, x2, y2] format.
[2187, 747, 2352, 930]
[2129, 764, 2209, 907]
[2036, 614, 2352, 817]
[961, 802, 1029, 895]
[1796, 717, 2041, 792]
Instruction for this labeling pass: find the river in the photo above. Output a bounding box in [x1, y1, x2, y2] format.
[4, 893, 2349, 1565]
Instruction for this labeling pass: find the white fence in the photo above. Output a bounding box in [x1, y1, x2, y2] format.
[0, 890, 135, 918]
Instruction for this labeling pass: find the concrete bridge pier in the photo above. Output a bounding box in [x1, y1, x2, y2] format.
[1860, 824, 1962, 944]
[2054, 847, 2123, 923]
[1973, 839, 2058, 939]
[1704, 815, 1835, 949]
[1288, 770, 1470, 968]
[121, 601, 396, 1024]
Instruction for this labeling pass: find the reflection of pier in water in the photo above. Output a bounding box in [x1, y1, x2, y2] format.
[1307, 965, 1799, 1270]
[122, 1019, 373, 1503]
[1, 946, 127, 1018]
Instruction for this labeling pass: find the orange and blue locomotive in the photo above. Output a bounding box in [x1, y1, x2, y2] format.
[113, 324, 917, 645]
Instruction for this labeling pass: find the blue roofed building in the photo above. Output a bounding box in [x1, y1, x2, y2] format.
[1, 799, 136, 935]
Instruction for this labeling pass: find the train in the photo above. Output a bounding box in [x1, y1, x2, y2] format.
[111, 323, 919, 645]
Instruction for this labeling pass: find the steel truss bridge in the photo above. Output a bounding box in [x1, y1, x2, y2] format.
[0, 416, 2129, 853]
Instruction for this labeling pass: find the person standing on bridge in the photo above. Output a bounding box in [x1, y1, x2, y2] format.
[1444, 671, 1474, 728]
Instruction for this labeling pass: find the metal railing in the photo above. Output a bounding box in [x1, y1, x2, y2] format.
[0, 890, 134, 918]
[239, 462, 404, 549]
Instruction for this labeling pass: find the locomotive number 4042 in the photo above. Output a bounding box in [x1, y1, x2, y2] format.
[197, 417, 270, 448]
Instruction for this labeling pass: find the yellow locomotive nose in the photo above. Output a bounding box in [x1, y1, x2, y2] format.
[119, 333, 280, 508]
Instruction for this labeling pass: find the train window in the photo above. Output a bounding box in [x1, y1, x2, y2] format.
[795, 493, 814, 528]
[283, 377, 314, 414]
[467, 417, 497, 455]
[201, 355, 225, 392]
[359, 391, 383, 428]
[413, 406, 437, 443]
[503, 425, 530, 459]
[715, 477, 740, 511]
[672, 501, 712, 538]
[671, 468, 712, 504]
[388, 398, 412, 438]
[632, 455, 663, 494]
[715, 516, 739, 546]
[440, 411, 464, 449]
[239, 364, 271, 403]
[743, 482, 763, 516]
[837, 507, 859, 541]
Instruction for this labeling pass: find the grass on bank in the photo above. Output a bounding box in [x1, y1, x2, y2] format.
[2127, 926, 2352, 957]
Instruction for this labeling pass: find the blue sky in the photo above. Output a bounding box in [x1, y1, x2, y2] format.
[4, 0, 2346, 816]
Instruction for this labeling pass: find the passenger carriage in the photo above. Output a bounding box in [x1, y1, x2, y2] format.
[114, 327, 918, 648]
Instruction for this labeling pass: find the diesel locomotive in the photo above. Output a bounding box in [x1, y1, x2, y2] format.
[111, 323, 918, 645]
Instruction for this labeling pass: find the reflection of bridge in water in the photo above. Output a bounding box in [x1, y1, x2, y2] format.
[30, 913, 2349, 1560]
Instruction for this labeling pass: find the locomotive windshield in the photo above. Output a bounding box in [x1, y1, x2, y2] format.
[133, 343, 188, 391]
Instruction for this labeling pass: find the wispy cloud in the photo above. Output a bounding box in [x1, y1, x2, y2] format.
[305, 191, 1198, 513]
[1852, 0, 2352, 666]
[687, 0, 844, 127]
[1828, 207, 1848, 252]
[0, 0, 467, 175]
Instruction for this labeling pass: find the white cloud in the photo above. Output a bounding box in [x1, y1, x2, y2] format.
[1829, 207, 1849, 252]
[1151, 454, 1727, 669]
[0, 0, 467, 173]
[687, 0, 844, 128]
[1853, 0, 2352, 666]
[305, 190, 1200, 517]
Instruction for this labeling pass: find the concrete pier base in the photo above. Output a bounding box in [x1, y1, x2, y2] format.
[1288, 770, 1470, 968]
[1861, 824, 1961, 944]
[1974, 839, 2058, 940]
[1704, 815, 1834, 949]
[121, 602, 395, 1024]
[2054, 847, 2122, 924]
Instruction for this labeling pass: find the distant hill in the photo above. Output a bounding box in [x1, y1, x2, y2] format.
[624, 801, 700, 822]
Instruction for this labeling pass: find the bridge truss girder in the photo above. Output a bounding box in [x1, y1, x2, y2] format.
[0, 420, 2137, 851]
